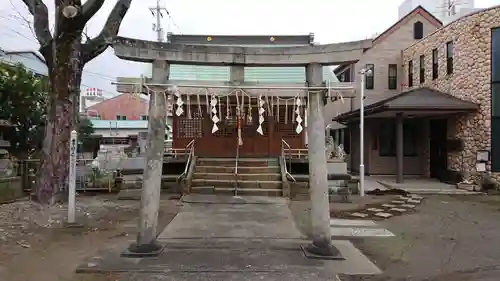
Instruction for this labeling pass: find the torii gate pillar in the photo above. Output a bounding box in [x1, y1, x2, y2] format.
[124, 60, 169, 257]
[302, 63, 342, 259]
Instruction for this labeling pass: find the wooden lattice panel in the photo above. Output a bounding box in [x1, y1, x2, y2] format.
[176, 118, 203, 139]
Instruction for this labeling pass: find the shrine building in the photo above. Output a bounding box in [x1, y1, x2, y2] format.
[116, 34, 360, 158]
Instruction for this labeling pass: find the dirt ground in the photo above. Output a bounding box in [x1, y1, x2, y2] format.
[341, 195, 500, 281]
[290, 194, 500, 281]
[0, 194, 179, 281]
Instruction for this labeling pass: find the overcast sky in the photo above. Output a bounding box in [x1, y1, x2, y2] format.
[0, 0, 499, 97]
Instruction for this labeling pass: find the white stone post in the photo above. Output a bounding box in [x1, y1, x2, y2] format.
[303, 63, 341, 259]
[68, 130, 77, 224]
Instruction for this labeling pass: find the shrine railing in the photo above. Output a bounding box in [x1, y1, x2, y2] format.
[234, 137, 240, 196]
[281, 139, 296, 182]
[177, 139, 195, 182]
[164, 147, 191, 159]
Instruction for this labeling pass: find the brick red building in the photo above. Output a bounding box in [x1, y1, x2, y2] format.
[85, 93, 149, 120]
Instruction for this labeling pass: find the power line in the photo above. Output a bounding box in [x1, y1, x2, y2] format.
[0, 39, 118, 82]
[0, 10, 127, 82]
[0, 18, 120, 82]
[0, 58, 116, 95]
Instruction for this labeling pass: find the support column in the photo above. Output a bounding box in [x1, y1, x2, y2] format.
[396, 113, 404, 183]
[126, 60, 169, 256]
[230, 65, 245, 84]
[303, 63, 341, 259]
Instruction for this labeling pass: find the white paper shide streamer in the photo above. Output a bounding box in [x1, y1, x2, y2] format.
[304, 99, 308, 128]
[257, 94, 265, 135]
[211, 94, 219, 133]
[295, 97, 303, 134]
[247, 95, 253, 125]
[175, 91, 184, 116]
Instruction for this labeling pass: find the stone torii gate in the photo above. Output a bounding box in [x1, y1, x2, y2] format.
[113, 36, 372, 259]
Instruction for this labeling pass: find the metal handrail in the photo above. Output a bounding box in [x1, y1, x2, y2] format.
[281, 139, 296, 182]
[234, 137, 240, 196]
[177, 139, 195, 182]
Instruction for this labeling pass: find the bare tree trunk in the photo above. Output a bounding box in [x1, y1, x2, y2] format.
[21, 0, 133, 205]
[36, 38, 83, 205]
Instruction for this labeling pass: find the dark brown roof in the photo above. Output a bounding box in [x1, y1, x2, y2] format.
[333, 87, 479, 122]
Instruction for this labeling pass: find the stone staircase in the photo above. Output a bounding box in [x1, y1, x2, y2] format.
[190, 157, 283, 196]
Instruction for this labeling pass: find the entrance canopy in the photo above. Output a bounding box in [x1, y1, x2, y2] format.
[333, 87, 479, 123]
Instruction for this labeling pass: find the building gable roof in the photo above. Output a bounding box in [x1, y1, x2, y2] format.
[372, 5, 442, 45]
[86, 93, 149, 120]
[334, 6, 442, 76]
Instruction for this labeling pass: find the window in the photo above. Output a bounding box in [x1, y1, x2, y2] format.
[378, 120, 418, 157]
[491, 28, 500, 171]
[432, 48, 438, 80]
[446, 41, 453, 74]
[493, 28, 500, 83]
[388, 64, 397, 89]
[339, 69, 351, 82]
[116, 115, 127, 120]
[419, 55, 425, 83]
[365, 64, 374, 89]
[408, 60, 413, 87]
[141, 115, 149, 121]
[413, 21, 423, 40]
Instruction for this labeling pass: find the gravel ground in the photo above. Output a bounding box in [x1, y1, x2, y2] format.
[0, 194, 179, 281]
[341, 195, 500, 281]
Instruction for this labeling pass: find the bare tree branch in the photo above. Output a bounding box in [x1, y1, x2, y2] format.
[8, 0, 37, 40]
[20, 0, 52, 48]
[81, 0, 132, 63]
[80, 0, 105, 24]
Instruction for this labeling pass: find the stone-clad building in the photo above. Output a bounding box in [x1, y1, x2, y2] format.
[333, 5, 500, 183]
[402, 5, 500, 180]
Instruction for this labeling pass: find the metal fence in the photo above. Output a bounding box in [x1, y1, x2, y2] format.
[13, 151, 186, 193]
[16, 158, 123, 192]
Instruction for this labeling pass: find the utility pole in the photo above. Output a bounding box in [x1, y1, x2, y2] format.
[150, 0, 168, 42]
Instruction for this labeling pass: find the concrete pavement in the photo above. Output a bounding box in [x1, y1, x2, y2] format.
[76, 194, 381, 280]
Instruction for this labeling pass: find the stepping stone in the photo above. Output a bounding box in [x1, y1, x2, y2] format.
[374, 212, 393, 218]
[330, 227, 395, 237]
[366, 208, 385, 212]
[382, 204, 397, 208]
[330, 219, 378, 227]
[389, 208, 407, 212]
[350, 212, 369, 218]
[399, 196, 412, 200]
[407, 199, 421, 204]
[410, 194, 424, 200]
[391, 200, 406, 204]
[401, 204, 416, 208]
